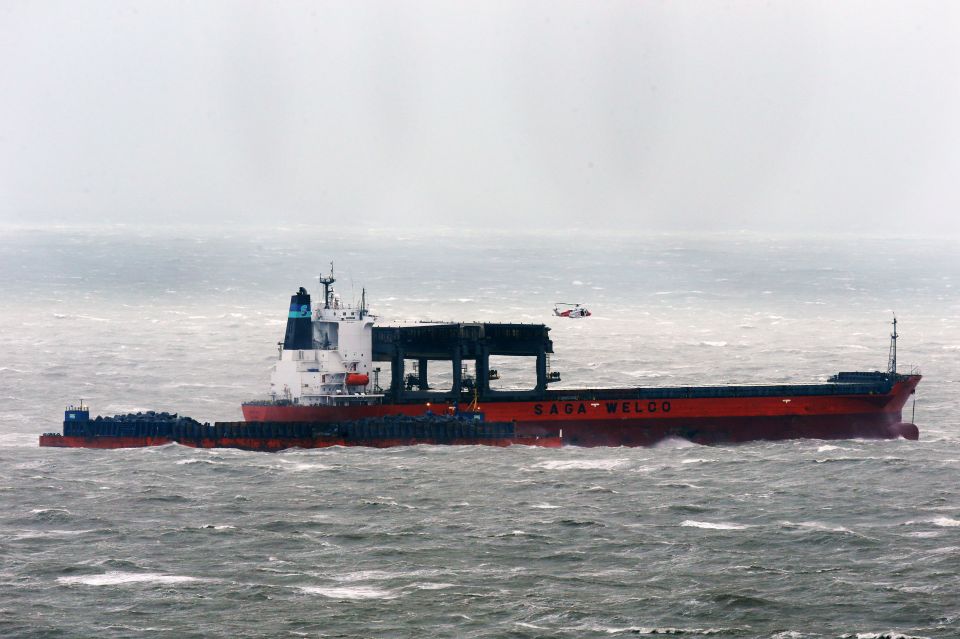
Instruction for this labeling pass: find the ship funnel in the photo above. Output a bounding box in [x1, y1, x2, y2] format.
[283, 287, 313, 350]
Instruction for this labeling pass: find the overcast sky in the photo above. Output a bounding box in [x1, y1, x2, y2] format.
[1, 1, 958, 234]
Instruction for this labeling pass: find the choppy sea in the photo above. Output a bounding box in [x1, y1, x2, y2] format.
[1, 227, 958, 638]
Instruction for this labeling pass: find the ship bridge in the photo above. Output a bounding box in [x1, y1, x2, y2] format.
[371, 323, 554, 403]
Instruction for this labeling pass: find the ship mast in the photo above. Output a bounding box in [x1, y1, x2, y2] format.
[318, 262, 336, 309]
[887, 315, 898, 374]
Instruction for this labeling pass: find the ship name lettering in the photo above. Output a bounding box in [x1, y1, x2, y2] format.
[533, 402, 588, 416]
[603, 401, 672, 414]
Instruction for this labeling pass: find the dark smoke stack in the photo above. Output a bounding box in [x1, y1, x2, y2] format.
[283, 287, 313, 350]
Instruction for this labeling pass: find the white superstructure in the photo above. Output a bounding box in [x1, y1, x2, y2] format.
[269, 268, 383, 406]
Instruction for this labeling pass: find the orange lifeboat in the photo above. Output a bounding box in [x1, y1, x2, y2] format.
[346, 373, 369, 386]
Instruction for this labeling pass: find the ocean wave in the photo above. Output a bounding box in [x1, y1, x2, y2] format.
[58, 571, 203, 586]
[780, 520, 854, 534]
[359, 497, 415, 509]
[331, 569, 445, 583]
[29, 508, 72, 522]
[12, 529, 97, 540]
[277, 460, 333, 472]
[0, 433, 46, 448]
[905, 516, 960, 527]
[814, 456, 906, 465]
[585, 485, 619, 493]
[681, 520, 750, 530]
[623, 369, 665, 378]
[298, 585, 397, 600]
[412, 582, 454, 590]
[515, 622, 549, 630]
[533, 459, 628, 471]
[579, 625, 728, 635]
[652, 437, 699, 449]
[556, 518, 606, 528]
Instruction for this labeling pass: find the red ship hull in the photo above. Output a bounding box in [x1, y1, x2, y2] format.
[39, 375, 920, 450]
[241, 375, 921, 446]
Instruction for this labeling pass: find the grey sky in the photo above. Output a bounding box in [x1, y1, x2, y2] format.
[2, 1, 958, 233]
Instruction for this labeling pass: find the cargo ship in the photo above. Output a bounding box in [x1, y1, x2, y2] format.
[40, 271, 921, 450]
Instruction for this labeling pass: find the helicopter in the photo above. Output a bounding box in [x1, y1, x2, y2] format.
[553, 302, 592, 318]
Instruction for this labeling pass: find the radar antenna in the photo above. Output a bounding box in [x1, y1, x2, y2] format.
[887, 314, 898, 374]
[317, 262, 336, 309]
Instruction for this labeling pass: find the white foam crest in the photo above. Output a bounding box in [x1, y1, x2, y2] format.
[534, 459, 628, 471]
[681, 520, 750, 530]
[174, 459, 224, 466]
[359, 496, 415, 508]
[904, 531, 941, 538]
[327, 568, 446, 585]
[623, 369, 665, 378]
[782, 520, 853, 534]
[905, 516, 960, 527]
[842, 633, 932, 639]
[412, 582, 454, 590]
[299, 585, 397, 600]
[278, 460, 333, 472]
[582, 625, 726, 635]
[680, 458, 713, 464]
[817, 445, 844, 452]
[585, 485, 619, 493]
[1, 433, 47, 448]
[13, 529, 96, 540]
[58, 571, 202, 586]
[333, 570, 403, 582]
[531, 502, 560, 509]
[651, 437, 698, 449]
